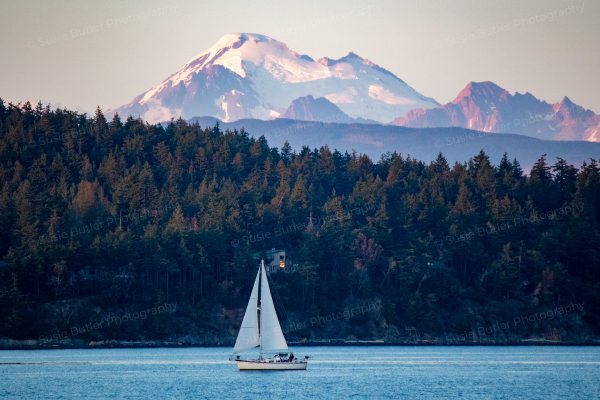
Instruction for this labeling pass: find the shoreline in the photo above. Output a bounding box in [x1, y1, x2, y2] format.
[2, 338, 599, 350]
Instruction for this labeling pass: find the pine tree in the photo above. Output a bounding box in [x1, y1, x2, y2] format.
[165, 205, 187, 233]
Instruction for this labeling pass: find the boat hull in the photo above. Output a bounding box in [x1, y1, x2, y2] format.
[236, 360, 308, 370]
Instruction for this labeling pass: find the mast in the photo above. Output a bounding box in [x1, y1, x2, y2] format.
[258, 260, 263, 359]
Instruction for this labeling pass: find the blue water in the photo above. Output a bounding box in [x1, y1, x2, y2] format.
[1, 346, 599, 399]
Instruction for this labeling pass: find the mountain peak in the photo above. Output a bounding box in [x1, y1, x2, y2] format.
[318, 52, 374, 67]
[553, 95, 591, 119]
[205, 32, 274, 48]
[332, 51, 376, 67]
[281, 95, 354, 123]
[111, 33, 439, 123]
[183, 32, 291, 72]
[560, 96, 574, 106]
[342, 51, 364, 60]
[453, 81, 508, 103]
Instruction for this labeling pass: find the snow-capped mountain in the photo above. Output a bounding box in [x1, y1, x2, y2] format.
[393, 81, 600, 142]
[110, 33, 439, 124]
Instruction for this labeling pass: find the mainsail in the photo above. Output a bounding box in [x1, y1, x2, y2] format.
[232, 267, 261, 354]
[259, 261, 288, 352]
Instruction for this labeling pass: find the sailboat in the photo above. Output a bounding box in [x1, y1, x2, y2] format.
[231, 259, 308, 370]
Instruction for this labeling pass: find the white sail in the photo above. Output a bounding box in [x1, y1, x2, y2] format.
[232, 268, 261, 354]
[259, 261, 288, 352]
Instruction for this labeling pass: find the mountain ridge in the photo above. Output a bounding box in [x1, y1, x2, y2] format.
[110, 34, 599, 142]
[393, 81, 600, 142]
[187, 116, 600, 170]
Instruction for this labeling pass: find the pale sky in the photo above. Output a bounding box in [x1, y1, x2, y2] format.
[1, 0, 598, 113]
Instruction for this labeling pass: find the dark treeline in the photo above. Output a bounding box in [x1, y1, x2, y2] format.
[0, 100, 599, 344]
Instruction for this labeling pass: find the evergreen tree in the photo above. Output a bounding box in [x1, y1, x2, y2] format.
[0, 101, 598, 344]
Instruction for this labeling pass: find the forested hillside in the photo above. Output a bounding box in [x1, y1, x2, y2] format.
[0, 100, 599, 345]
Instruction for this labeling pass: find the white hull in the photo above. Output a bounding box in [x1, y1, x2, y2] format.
[236, 360, 307, 370]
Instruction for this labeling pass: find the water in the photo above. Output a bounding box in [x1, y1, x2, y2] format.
[1, 346, 599, 399]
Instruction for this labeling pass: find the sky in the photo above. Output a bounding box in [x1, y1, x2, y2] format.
[1, 0, 599, 113]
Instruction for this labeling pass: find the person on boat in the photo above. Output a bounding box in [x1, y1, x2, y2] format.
[289, 353, 294, 362]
